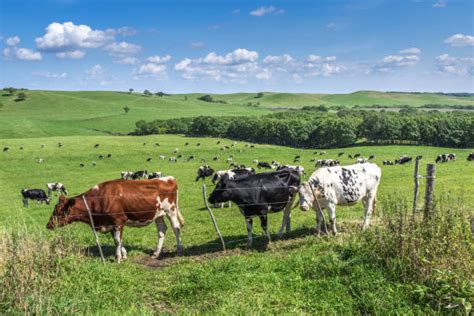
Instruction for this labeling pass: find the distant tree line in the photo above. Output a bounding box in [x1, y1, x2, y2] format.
[135, 109, 473, 148]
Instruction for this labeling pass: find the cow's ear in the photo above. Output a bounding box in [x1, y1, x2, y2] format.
[289, 186, 298, 194]
[58, 195, 67, 203]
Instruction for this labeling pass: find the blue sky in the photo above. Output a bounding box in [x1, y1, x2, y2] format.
[0, 0, 473, 93]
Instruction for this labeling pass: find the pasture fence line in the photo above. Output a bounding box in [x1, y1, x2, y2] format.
[82, 195, 105, 264]
[423, 164, 436, 220]
[202, 184, 226, 251]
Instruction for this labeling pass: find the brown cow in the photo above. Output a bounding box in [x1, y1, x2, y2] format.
[46, 177, 184, 262]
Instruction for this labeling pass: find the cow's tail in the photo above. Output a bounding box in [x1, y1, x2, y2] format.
[176, 190, 185, 227]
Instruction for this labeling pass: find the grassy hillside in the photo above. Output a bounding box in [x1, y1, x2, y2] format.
[2, 90, 473, 139]
[0, 134, 472, 314]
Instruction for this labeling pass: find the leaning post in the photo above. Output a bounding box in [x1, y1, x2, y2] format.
[412, 156, 421, 218]
[202, 184, 226, 251]
[423, 164, 436, 220]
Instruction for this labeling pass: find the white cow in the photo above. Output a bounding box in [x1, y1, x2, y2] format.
[298, 163, 381, 234]
[46, 182, 68, 197]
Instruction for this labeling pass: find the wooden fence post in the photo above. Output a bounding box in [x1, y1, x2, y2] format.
[202, 184, 226, 251]
[423, 164, 436, 220]
[412, 156, 421, 218]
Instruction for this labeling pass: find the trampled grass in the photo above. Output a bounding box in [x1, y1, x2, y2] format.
[1, 134, 472, 313]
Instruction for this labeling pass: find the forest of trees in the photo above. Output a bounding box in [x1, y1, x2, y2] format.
[133, 109, 473, 148]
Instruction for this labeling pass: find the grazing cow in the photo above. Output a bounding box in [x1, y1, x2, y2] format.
[348, 154, 353, 159]
[277, 165, 305, 175]
[356, 157, 368, 164]
[159, 155, 165, 160]
[107, 154, 112, 158]
[369, 155, 375, 160]
[383, 160, 395, 165]
[257, 162, 272, 169]
[174, 148, 179, 153]
[208, 169, 301, 247]
[200, 159, 206, 163]
[313, 151, 318, 155]
[316, 159, 339, 167]
[3, 146, 9, 152]
[250, 145, 254, 148]
[58, 142, 63, 148]
[185, 142, 189, 146]
[226, 157, 233, 163]
[155, 143, 160, 147]
[467, 153, 474, 161]
[196, 165, 214, 181]
[197, 143, 201, 146]
[94, 144, 100, 149]
[121, 171, 133, 180]
[217, 141, 221, 145]
[38, 158, 45, 164]
[188, 155, 195, 161]
[338, 152, 344, 157]
[79, 163, 85, 168]
[146, 157, 152, 162]
[41, 144, 45, 148]
[298, 163, 381, 234]
[354, 153, 361, 158]
[20, 146, 24, 150]
[148, 172, 163, 179]
[177, 154, 183, 159]
[132, 170, 148, 180]
[21, 189, 50, 207]
[213, 156, 219, 161]
[211, 168, 256, 185]
[46, 177, 184, 262]
[98, 154, 104, 159]
[319, 151, 327, 155]
[92, 161, 97, 167]
[271, 161, 281, 168]
[169, 156, 177, 162]
[293, 155, 301, 162]
[252, 159, 258, 164]
[436, 153, 456, 163]
[46, 182, 68, 197]
[396, 155, 412, 165]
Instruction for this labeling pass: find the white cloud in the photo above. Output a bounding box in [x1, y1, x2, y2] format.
[433, 0, 446, 8]
[104, 41, 141, 55]
[444, 33, 474, 47]
[107, 26, 137, 37]
[326, 22, 336, 29]
[114, 57, 139, 65]
[36, 22, 113, 51]
[15, 48, 42, 61]
[32, 71, 67, 79]
[201, 48, 258, 65]
[3, 48, 11, 58]
[435, 53, 473, 76]
[256, 69, 272, 80]
[6, 36, 20, 46]
[382, 54, 420, 66]
[86, 64, 104, 79]
[232, 9, 241, 15]
[147, 54, 171, 64]
[250, 6, 284, 17]
[135, 63, 167, 78]
[56, 50, 85, 59]
[399, 47, 421, 55]
[263, 54, 294, 64]
[292, 74, 303, 84]
[175, 58, 192, 71]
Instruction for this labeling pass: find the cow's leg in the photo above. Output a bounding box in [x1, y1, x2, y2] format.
[119, 226, 127, 259]
[260, 215, 271, 244]
[363, 196, 375, 230]
[23, 198, 28, 208]
[168, 210, 183, 255]
[327, 203, 338, 235]
[314, 205, 326, 235]
[278, 209, 290, 238]
[113, 225, 124, 263]
[245, 217, 253, 248]
[153, 216, 167, 258]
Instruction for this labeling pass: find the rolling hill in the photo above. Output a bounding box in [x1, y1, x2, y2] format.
[1, 89, 473, 138]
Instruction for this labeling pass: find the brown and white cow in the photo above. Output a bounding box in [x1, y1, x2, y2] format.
[46, 177, 184, 262]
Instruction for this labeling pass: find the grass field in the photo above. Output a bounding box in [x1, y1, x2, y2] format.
[1, 134, 472, 314]
[2, 90, 473, 138]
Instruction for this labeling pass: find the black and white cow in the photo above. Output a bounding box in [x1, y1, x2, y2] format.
[257, 161, 272, 169]
[196, 165, 214, 181]
[211, 168, 256, 208]
[3, 146, 9, 152]
[467, 153, 474, 161]
[383, 160, 395, 165]
[121, 171, 133, 180]
[148, 172, 163, 179]
[131, 170, 148, 180]
[298, 163, 381, 234]
[395, 155, 412, 165]
[277, 165, 305, 175]
[356, 157, 368, 164]
[316, 159, 340, 167]
[46, 182, 68, 197]
[21, 189, 50, 207]
[208, 169, 301, 247]
[436, 153, 456, 163]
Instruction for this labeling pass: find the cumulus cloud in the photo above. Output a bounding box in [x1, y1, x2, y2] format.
[6, 36, 20, 46]
[32, 71, 67, 79]
[56, 50, 85, 59]
[189, 41, 205, 49]
[436, 53, 473, 76]
[250, 6, 284, 17]
[36, 22, 113, 51]
[399, 47, 421, 54]
[256, 69, 272, 80]
[14, 48, 42, 61]
[106, 26, 137, 37]
[433, 0, 446, 8]
[292, 74, 303, 84]
[201, 48, 258, 65]
[134, 63, 167, 79]
[147, 54, 171, 64]
[104, 41, 141, 56]
[444, 33, 474, 47]
[114, 57, 139, 65]
[263, 54, 294, 64]
[86, 64, 104, 79]
[382, 54, 420, 66]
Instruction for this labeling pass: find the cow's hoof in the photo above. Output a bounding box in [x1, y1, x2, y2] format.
[176, 247, 184, 256]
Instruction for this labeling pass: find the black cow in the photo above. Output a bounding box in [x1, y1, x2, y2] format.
[196, 165, 214, 181]
[208, 169, 301, 247]
[369, 155, 375, 160]
[132, 170, 148, 179]
[94, 144, 100, 149]
[338, 152, 344, 157]
[188, 155, 195, 161]
[257, 162, 272, 169]
[146, 157, 152, 162]
[436, 153, 456, 163]
[396, 155, 412, 165]
[293, 155, 301, 162]
[148, 172, 162, 179]
[467, 153, 474, 161]
[98, 154, 104, 159]
[383, 160, 395, 165]
[3, 147, 9, 152]
[21, 189, 50, 207]
[211, 168, 255, 184]
[354, 153, 361, 158]
[107, 154, 112, 158]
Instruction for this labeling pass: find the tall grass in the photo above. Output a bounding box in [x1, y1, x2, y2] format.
[349, 197, 473, 314]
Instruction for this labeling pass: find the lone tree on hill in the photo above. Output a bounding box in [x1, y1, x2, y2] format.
[123, 105, 130, 114]
[15, 92, 27, 102]
[129, 88, 134, 94]
[144, 89, 152, 96]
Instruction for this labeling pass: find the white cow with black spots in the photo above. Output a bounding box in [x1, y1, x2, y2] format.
[298, 163, 381, 234]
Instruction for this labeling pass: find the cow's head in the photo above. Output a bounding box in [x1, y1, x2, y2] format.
[46, 195, 75, 229]
[208, 178, 232, 204]
[297, 180, 323, 212]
